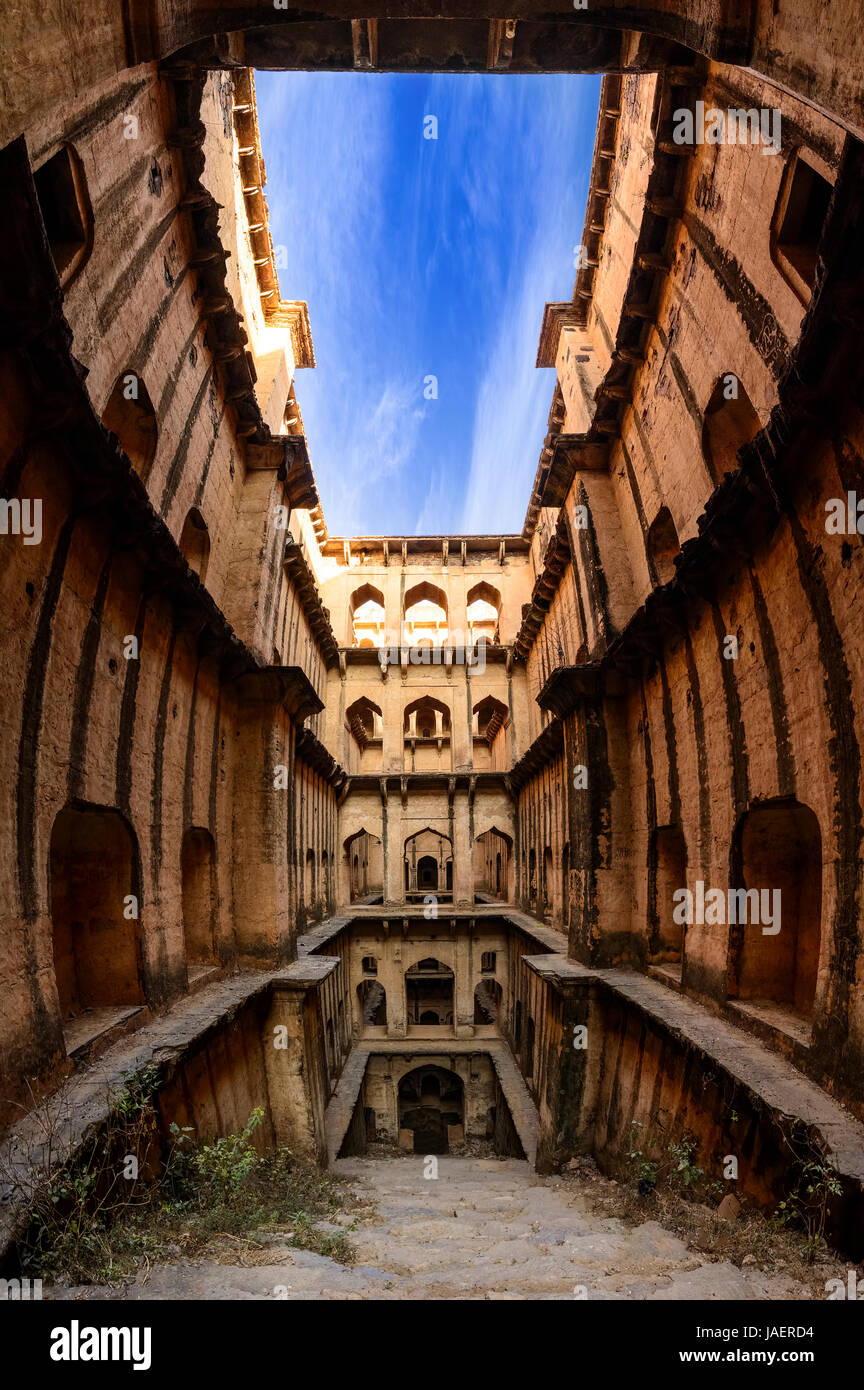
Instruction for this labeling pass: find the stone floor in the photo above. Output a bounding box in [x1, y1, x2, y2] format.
[49, 1157, 828, 1301]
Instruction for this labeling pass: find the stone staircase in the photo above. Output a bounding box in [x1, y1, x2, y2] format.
[50, 1157, 837, 1301]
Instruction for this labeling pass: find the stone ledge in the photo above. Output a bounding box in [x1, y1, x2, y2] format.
[0, 963, 321, 1259]
[591, 967, 864, 1185]
[519, 946, 864, 1198]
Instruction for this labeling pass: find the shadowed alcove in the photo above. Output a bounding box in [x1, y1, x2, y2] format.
[49, 805, 144, 1048]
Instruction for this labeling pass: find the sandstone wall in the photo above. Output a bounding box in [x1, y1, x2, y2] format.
[517, 62, 864, 1117]
[0, 66, 337, 1132]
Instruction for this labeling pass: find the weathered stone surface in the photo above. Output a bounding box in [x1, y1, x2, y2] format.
[45, 1158, 844, 1301]
[2, 0, 864, 1291]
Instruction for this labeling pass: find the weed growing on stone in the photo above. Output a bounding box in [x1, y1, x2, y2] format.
[15, 1082, 356, 1284]
[773, 1121, 844, 1253]
[561, 1155, 849, 1296]
[627, 1123, 704, 1191]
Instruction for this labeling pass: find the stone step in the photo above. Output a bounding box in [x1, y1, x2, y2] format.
[324, 1047, 371, 1163]
[486, 1045, 539, 1166]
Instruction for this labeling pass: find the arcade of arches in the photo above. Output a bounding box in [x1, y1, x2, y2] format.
[3, 0, 864, 1271]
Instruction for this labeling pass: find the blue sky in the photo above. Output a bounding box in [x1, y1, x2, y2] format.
[255, 71, 600, 537]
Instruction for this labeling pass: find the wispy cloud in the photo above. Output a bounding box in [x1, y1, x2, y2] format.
[327, 378, 428, 532]
[255, 70, 600, 536]
[256, 72, 420, 534]
[460, 79, 599, 533]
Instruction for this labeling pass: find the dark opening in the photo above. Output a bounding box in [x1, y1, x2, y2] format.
[543, 846, 553, 915]
[305, 847, 316, 912]
[357, 979, 387, 1026]
[702, 376, 761, 485]
[181, 826, 217, 965]
[101, 372, 158, 480]
[561, 843, 569, 926]
[417, 854, 438, 890]
[179, 507, 211, 582]
[347, 831, 382, 901]
[646, 505, 680, 586]
[34, 145, 89, 281]
[652, 823, 687, 965]
[406, 957, 454, 1025]
[50, 805, 143, 1023]
[775, 152, 833, 295]
[474, 978, 503, 1024]
[397, 1065, 464, 1154]
[729, 799, 822, 1018]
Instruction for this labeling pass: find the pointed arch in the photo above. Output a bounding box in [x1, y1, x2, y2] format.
[343, 827, 383, 901]
[473, 825, 512, 901]
[472, 695, 509, 742]
[179, 507, 210, 581]
[101, 370, 158, 481]
[404, 694, 451, 737]
[346, 695, 383, 748]
[467, 581, 501, 644]
[466, 580, 501, 612]
[404, 826, 453, 895]
[403, 580, 448, 616]
[348, 583, 385, 647]
[403, 582, 448, 648]
[646, 505, 680, 586]
[702, 375, 762, 486]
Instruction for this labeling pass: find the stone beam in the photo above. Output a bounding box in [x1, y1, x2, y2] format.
[6, 3, 864, 148]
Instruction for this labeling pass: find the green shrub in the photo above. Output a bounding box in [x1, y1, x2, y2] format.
[17, 1086, 355, 1284]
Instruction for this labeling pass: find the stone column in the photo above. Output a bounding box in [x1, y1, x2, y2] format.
[380, 668, 402, 773]
[452, 783, 473, 907]
[263, 983, 327, 1162]
[454, 930, 475, 1037]
[451, 572, 469, 650]
[452, 665, 473, 771]
[384, 568, 401, 650]
[386, 931, 407, 1038]
[230, 668, 322, 963]
[383, 781, 403, 905]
